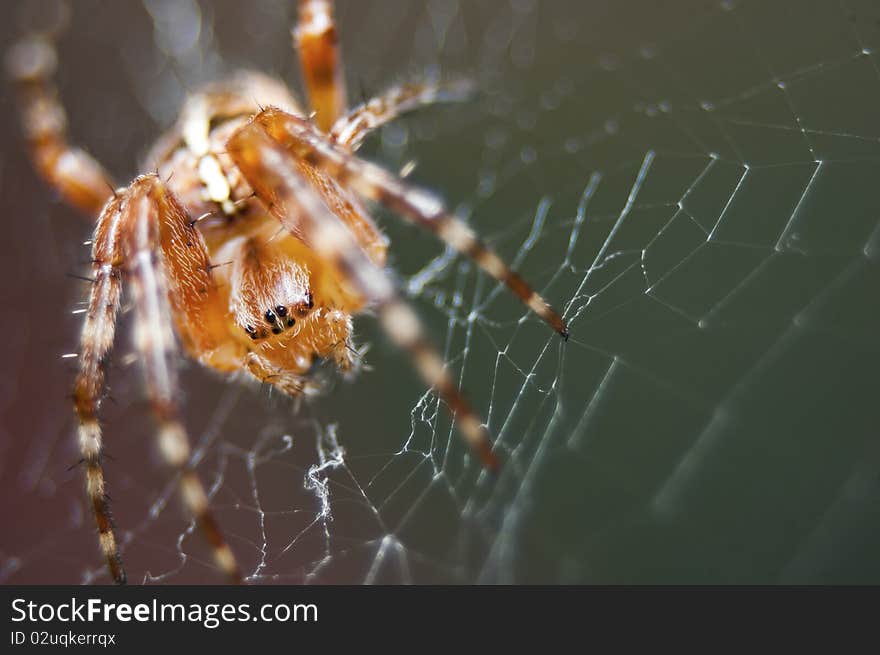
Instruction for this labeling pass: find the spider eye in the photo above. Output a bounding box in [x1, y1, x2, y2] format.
[275, 305, 288, 317]
[306, 291, 314, 309]
[265, 309, 276, 323]
[244, 325, 258, 340]
[271, 327, 282, 335]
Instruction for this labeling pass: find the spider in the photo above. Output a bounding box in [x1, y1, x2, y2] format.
[8, 0, 568, 585]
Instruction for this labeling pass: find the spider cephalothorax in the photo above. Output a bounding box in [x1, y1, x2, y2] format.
[9, 0, 568, 585]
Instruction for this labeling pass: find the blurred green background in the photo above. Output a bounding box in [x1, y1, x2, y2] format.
[0, 0, 878, 584]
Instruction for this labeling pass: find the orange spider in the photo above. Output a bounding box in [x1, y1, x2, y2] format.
[7, 0, 568, 585]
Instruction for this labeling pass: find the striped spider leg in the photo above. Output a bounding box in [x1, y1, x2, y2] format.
[6, 27, 115, 219]
[73, 177, 243, 584]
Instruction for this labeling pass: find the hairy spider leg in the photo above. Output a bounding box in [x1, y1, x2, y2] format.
[227, 122, 500, 470]
[329, 78, 475, 151]
[76, 176, 244, 584]
[6, 33, 115, 219]
[147, 174, 242, 373]
[294, 0, 347, 131]
[255, 107, 570, 339]
[126, 178, 243, 584]
[73, 194, 127, 584]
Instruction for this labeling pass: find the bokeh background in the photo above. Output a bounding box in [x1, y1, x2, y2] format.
[1, 0, 878, 584]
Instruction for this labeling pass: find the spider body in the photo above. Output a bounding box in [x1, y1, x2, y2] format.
[9, 0, 568, 585]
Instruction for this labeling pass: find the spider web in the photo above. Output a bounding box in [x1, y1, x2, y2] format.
[1, 0, 879, 584]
